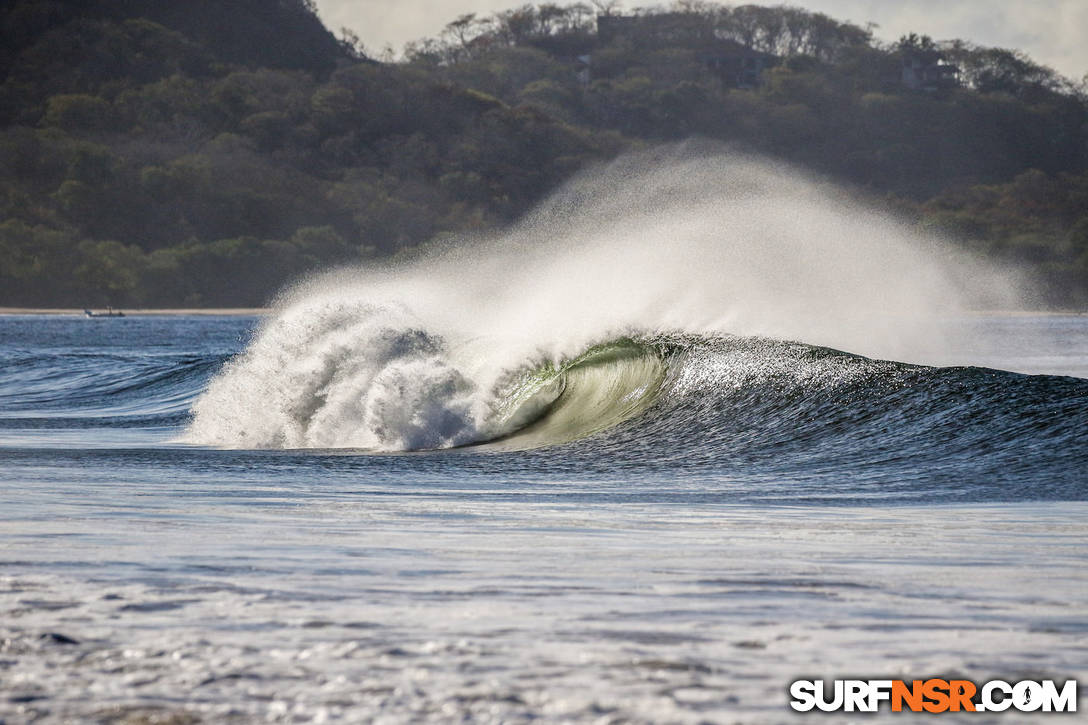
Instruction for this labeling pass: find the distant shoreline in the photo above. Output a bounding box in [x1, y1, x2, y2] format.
[0, 308, 269, 316]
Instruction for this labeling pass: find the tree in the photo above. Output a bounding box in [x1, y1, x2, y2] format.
[591, 0, 621, 17]
[338, 27, 368, 60]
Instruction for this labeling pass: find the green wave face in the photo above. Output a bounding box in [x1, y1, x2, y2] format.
[480, 340, 668, 450]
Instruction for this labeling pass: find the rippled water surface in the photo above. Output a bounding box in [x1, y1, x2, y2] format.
[1, 313, 1086, 723]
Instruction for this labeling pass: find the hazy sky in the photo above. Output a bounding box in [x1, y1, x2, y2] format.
[314, 0, 1088, 80]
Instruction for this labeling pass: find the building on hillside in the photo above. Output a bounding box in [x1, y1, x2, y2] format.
[901, 55, 959, 90]
[896, 38, 960, 91]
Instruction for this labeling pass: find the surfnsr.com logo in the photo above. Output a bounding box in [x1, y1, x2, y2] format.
[789, 679, 1077, 713]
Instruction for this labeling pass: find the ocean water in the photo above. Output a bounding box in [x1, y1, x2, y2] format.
[1, 312, 1086, 724]
[3, 150, 1087, 722]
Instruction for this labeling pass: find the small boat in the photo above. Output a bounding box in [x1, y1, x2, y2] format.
[84, 307, 125, 318]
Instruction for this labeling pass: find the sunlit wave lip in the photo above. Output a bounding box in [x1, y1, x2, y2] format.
[471, 338, 670, 451]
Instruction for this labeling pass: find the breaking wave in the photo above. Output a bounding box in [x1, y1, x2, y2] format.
[180, 145, 1085, 482]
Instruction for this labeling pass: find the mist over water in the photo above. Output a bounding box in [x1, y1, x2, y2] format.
[184, 145, 1027, 451]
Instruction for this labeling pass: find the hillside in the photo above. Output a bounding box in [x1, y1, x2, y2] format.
[1, 1, 1086, 307]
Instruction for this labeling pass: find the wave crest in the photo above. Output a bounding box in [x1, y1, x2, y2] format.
[183, 302, 483, 450]
[183, 146, 1036, 453]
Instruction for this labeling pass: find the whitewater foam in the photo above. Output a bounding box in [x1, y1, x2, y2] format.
[184, 145, 1023, 451]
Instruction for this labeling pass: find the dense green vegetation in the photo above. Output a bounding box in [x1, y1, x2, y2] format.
[1, 0, 1086, 307]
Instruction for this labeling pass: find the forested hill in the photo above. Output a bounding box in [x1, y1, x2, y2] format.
[2, 1, 1086, 308]
[0, 0, 342, 90]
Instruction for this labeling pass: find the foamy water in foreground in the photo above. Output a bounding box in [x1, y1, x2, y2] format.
[3, 497, 1086, 723]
